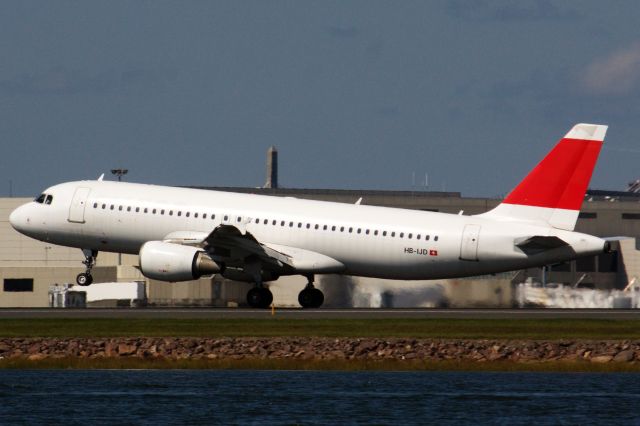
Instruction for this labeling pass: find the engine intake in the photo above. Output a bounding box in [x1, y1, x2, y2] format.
[139, 241, 222, 282]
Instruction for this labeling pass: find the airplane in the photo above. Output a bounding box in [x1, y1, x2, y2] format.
[9, 123, 610, 308]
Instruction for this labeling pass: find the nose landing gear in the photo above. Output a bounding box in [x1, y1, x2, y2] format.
[76, 249, 97, 286]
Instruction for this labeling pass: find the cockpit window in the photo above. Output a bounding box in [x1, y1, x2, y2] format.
[34, 193, 53, 205]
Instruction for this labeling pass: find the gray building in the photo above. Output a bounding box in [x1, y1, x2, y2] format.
[1, 188, 640, 308]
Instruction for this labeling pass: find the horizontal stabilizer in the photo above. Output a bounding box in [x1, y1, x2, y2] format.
[515, 236, 568, 255]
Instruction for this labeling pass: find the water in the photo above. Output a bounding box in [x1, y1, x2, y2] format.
[1, 370, 639, 425]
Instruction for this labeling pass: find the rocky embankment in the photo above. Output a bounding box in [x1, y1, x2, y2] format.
[0, 338, 638, 364]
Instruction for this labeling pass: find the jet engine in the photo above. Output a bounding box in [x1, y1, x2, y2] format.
[139, 241, 222, 282]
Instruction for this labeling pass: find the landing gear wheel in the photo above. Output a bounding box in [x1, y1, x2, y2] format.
[76, 272, 93, 286]
[247, 287, 273, 309]
[78, 249, 98, 286]
[298, 287, 324, 309]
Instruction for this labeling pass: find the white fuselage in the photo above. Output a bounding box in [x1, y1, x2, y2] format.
[10, 180, 607, 280]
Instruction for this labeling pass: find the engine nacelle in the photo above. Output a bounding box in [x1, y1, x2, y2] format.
[139, 241, 222, 282]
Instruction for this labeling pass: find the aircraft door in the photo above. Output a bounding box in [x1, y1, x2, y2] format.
[68, 187, 91, 223]
[459, 224, 481, 261]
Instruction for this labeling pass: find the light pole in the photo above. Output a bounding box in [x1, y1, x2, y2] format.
[111, 169, 128, 182]
[111, 169, 128, 266]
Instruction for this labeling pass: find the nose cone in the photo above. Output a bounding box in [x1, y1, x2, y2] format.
[9, 205, 29, 234]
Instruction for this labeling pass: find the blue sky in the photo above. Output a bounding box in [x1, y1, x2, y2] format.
[2, 1, 640, 197]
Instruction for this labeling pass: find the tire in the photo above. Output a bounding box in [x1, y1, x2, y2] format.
[299, 288, 324, 308]
[76, 273, 92, 286]
[247, 287, 273, 309]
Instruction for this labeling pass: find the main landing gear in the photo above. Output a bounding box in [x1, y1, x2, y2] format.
[246, 286, 273, 309]
[298, 276, 324, 309]
[76, 249, 97, 286]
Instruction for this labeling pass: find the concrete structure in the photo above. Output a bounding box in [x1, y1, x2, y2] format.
[2, 187, 640, 308]
[264, 146, 278, 189]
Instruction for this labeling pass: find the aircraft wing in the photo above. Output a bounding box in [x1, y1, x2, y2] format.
[162, 225, 344, 276]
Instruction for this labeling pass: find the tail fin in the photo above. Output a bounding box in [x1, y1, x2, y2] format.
[477, 123, 607, 231]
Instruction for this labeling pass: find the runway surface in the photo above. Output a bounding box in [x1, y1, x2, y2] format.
[1, 308, 640, 319]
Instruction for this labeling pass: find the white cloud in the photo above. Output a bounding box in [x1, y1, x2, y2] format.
[581, 42, 640, 95]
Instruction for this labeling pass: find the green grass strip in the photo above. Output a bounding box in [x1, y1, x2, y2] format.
[1, 318, 640, 339]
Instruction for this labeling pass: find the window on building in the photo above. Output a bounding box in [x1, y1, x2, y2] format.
[579, 212, 597, 219]
[4, 279, 33, 292]
[622, 213, 640, 220]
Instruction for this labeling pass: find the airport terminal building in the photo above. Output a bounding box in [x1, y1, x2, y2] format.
[2, 185, 640, 308]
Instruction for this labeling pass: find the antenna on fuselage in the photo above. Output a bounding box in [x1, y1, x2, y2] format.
[97, 173, 104, 181]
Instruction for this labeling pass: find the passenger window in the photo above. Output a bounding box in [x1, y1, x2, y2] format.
[340, 227, 344, 232]
[315, 224, 319, 230]
[332, 226, 336, 231]
[281, 221, 285, 226]
[435, 236, 439, 241]
[408, 233, 412, 239]
[110, 205, 115, 210]
[102, 204, 106, 209]
[374, 230, 378, 236]
[264, 219, 268, 225]
[203, 214, 207, 219]
[152, 209, 157, 214]
[306, 224, 310, 229]
[289, 222, 293, 227]
[237, 217, 242, 222]
[417, 234, 421, 240]
[298, 223, 302, 228]
[323, 225, 327, 230]
[127, 206, 131, 212]
[119, 206, 123, 211]
[169, 210, 173, 216]
[144, 208, 148, 213]
[426, 235, 430, 241]
[212, 214, 216, 220]
[365, 229, 369, 235]
[348, 227, 353, 233]
[224, 215, 228, 221]
[357, 228, 361, 234]
[400, 232, 404, 238]
[255, 218, 260, 224]
[178, 211, 182, 217]
[272, 220, 276, 225]
[135, 207, 140, 213]
[161, 210, 165, 215]
[186, 212, 190, 218]
[391, 232, 395, 237]
[194, 213, 198, 218]
[382, 231, 387, 237]
[93, 203, 98, 208]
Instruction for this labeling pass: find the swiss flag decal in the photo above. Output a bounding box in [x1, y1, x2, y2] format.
[429, 250, 438, 256]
